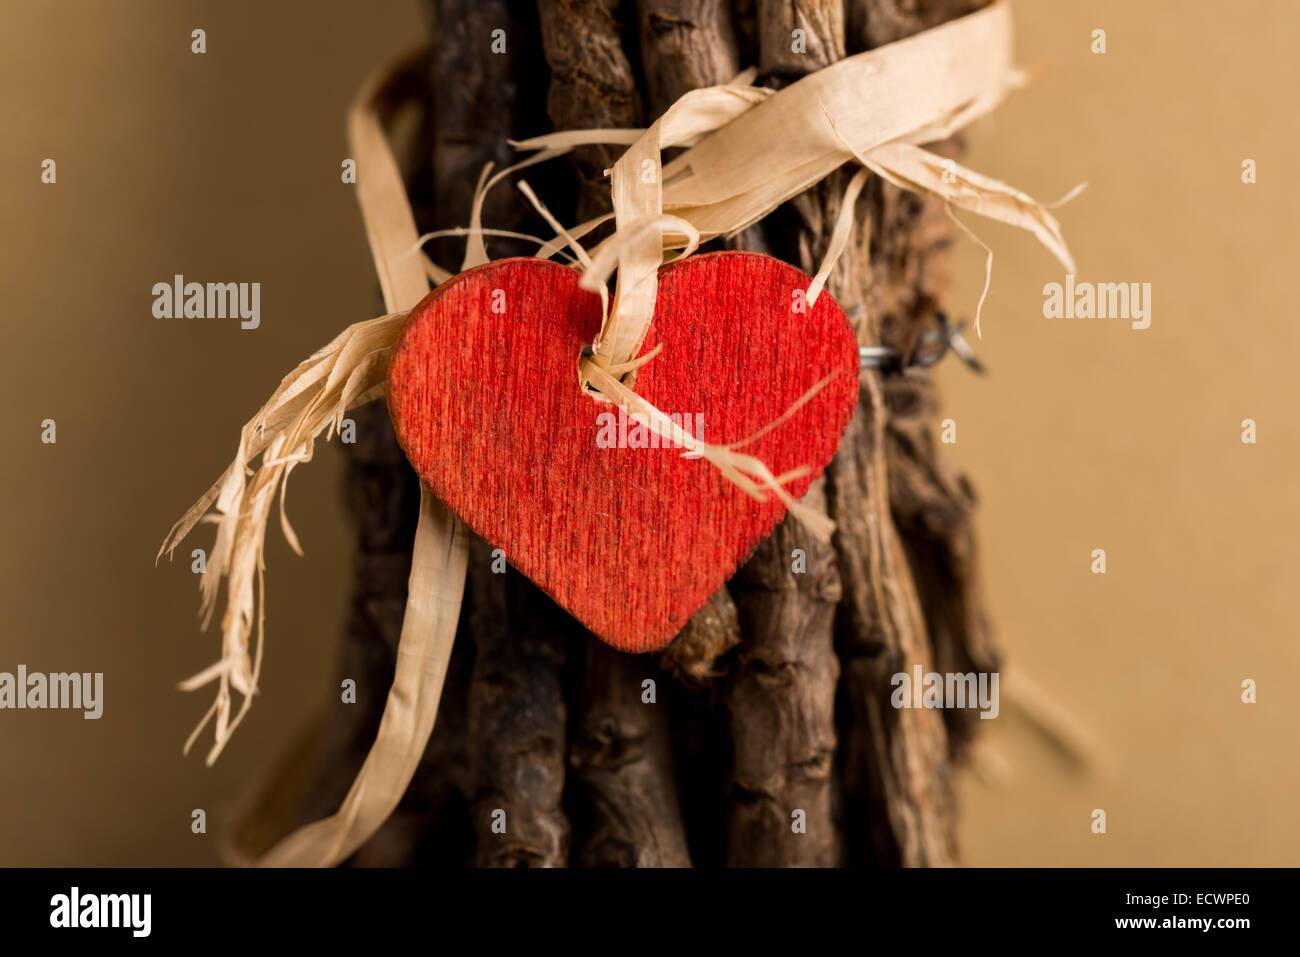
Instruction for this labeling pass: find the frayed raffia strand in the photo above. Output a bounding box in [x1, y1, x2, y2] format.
[156, 56, 432, 757]
[159, 309, 409, 764]
[944, 203, 996, 338]
[580, 361, 838, 541]
[806, 166, 871, 308]
[409, 227, 580, 267]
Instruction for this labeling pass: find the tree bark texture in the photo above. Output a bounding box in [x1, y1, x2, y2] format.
[296, 0, 997, 868]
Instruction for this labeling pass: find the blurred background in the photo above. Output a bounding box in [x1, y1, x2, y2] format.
[2, 0, 1296, 865]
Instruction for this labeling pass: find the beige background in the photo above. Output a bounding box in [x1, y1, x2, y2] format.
[1, 0, 1295, 866]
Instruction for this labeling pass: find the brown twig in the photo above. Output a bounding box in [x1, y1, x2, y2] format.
[413, 0, 578, 869]
[465, 538, 571, 866]
[884, 374, 998, 759]
[757, 0, 844, 74]
[726, 478, 841, 866]
[847, 0, 987, 52]
[415, 0, 563, 265]
[712, 0, 847, 870]
[637, 0, 742, 115]
[825, 373, 957, 866]
[661, 586, 741, 687]
[569, 641, 693, 866]
[537, 0, 643, 220]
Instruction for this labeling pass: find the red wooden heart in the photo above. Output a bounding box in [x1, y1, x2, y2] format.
[387, 251, 859, 653]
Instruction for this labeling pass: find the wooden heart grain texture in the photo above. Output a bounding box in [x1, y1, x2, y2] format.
[386, 251, 859, 653]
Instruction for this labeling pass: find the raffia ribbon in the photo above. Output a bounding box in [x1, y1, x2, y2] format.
[518, 0, 1071, 360]
[162, 0, 1079, 866]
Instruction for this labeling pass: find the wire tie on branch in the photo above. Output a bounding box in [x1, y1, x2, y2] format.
[858, 312, 987, 375]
